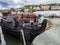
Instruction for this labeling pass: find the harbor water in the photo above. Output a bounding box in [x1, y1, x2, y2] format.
[33, 18, 60, 45]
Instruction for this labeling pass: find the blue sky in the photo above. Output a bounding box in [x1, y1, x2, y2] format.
[0, 0, 60, 9]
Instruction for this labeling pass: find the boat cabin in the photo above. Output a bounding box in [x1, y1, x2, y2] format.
[2, 10, 38, 24]
[15, 13, 38, 23]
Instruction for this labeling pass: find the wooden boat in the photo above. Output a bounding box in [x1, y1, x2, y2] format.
[1, 10, 47, 45]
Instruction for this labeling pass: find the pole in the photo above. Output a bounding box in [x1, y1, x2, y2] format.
[21, 29, 26, 45]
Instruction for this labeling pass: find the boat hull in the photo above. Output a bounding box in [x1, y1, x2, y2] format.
[2, 26, 22, 40]
[1, 19, 47, 45]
